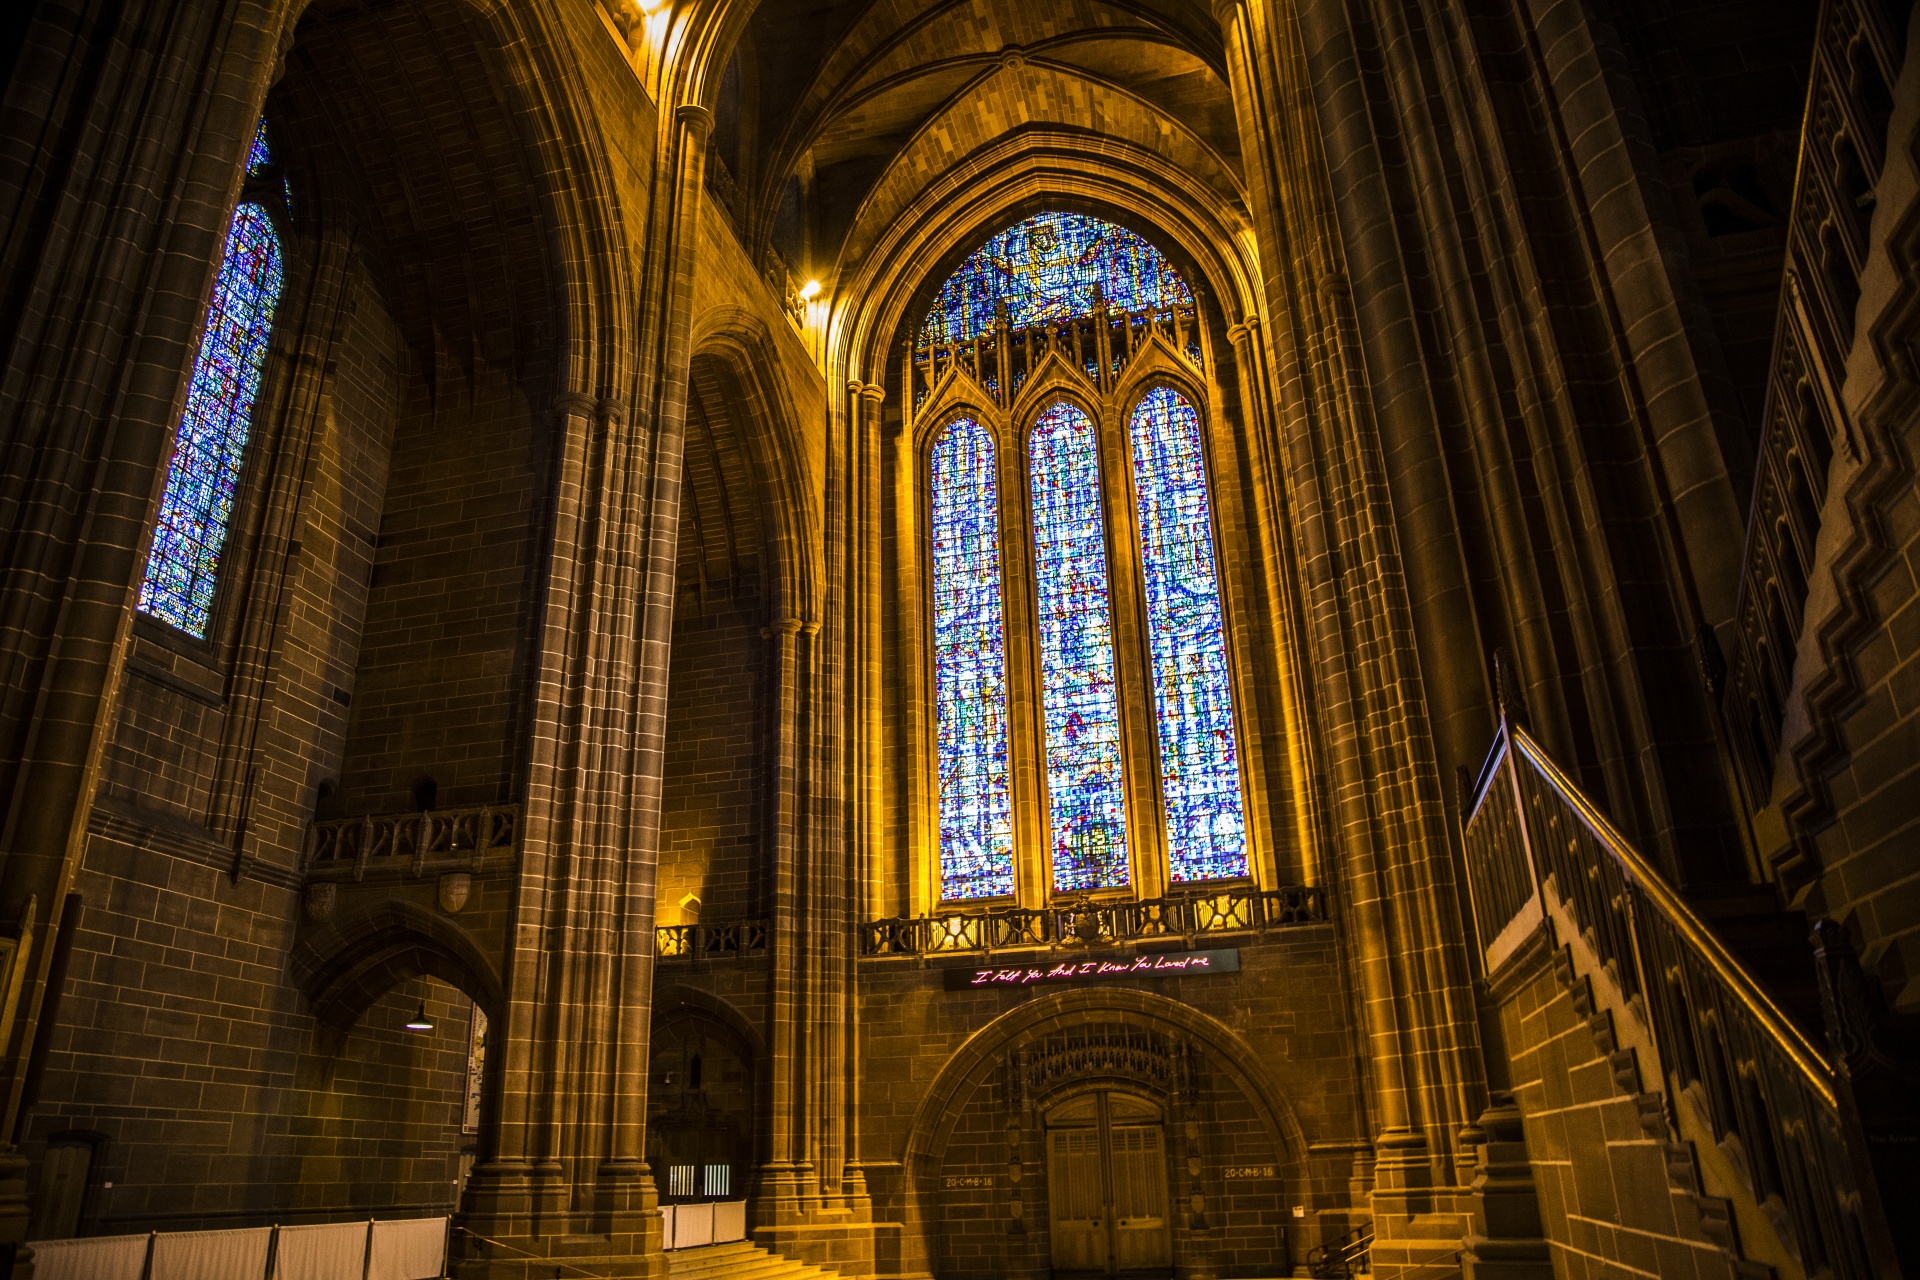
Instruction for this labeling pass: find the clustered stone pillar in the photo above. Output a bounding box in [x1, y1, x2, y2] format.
[1211, 0, 1492, 1270]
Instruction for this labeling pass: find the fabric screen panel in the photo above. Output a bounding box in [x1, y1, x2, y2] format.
[149, 1226, 273, 1280]
[660, 1205, 677, 1249]
[366, 1217, 447, 1280]
[32, 1233, 150, 1280]
[672, 1201, 714, 1249]
[712, 1200, 747, 1244]
[271, 1220, 369, 1280]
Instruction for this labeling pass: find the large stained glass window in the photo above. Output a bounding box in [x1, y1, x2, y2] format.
[921, 212, 1192, 345]
[931, 417, 1015, 899]
[1030, 401, 1130, 892]
[138, 120, 285, 637]
[1130, 387, 1248, 881]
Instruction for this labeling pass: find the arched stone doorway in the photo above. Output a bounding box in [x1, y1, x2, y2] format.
[1043, 1088, 1173, 1275]
[904, 993, 1301, 1280]
[646, 1007, 757, 1205]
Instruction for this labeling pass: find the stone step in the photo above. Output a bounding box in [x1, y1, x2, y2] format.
[667, 1241, 837, 1280]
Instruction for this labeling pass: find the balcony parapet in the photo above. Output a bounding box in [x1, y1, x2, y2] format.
[303, 805, 519, 883]
[859, 884, 1327, 958]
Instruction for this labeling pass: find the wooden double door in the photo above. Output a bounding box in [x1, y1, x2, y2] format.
[1045, 1091, 1172, 1276]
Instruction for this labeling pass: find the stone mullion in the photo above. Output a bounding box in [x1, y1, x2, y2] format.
[1100, 396, 1168, 902]
[0, 0, 289, 1254]
[1221, 318, 1304, 891]
[890, 408, 933, 919]
[1002, 407, 1049, 910]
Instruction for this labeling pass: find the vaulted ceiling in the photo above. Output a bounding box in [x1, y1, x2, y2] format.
[713, 0, 1244, 297]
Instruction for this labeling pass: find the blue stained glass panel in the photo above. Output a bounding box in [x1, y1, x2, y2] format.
[138, 197, 285, 636]
[247, 118, 273, 175]
[922, 212, 1191, 345]
[932, 417, 1015, 899]
[1130, 387, 1248, 881]
[1031, 401, 1130, 892]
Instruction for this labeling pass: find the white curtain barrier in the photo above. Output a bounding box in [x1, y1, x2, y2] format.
[660, 1201, 748, 1251]
[31, 1216, 449, 1280]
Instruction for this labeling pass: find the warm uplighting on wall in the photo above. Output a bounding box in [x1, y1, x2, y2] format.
[404, 1004, 434, 1031]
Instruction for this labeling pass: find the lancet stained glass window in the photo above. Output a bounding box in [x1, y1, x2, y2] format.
[139, 121, 285, 637]
[1131, 387, 1248, 880]
[921, 212, 1192, 345]
[1031, 401, 1130, 891]
[931, 417, 1015, 900]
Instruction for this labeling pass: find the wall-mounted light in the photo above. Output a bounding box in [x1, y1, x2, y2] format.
[798, 280, 822, 301]
[638, 0, 669, 12]
[405, 1004, 434, 1031]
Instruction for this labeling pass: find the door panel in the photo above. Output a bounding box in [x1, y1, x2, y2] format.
[1045, 1092, 1171, 1275]
[1109, 1125, 1171, 1270]
[1048, 1127, 1109, 1272]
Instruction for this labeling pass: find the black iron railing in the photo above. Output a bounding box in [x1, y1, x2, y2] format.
[859, 884, 1325, 957]
[1306, 1222, 1372, 1279]
[1463, 713, 1891, 1277]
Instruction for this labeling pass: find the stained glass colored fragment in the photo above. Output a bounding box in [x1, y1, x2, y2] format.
[247, 118, 273, 175]
[1030, 401, 1130, 892]
[138, 200, 284, 636]
[922, 212, 1191, 345]
[932, 417, 1015, 900]
[1130, 387, 1248, 881]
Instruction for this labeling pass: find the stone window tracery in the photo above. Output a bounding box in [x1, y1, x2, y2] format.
[138, 118, 285, 638]
[923, 213, 1249, 904]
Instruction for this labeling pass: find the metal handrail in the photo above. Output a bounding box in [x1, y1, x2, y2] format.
[1504, 724, 1833, 1105]
[1462, 711, 1884, 1278]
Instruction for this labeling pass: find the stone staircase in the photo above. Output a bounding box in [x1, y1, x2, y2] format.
[667, 1241, 841, 1280]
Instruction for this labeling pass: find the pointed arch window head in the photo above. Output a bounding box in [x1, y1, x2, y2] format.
[931, 417, 1015, 900]
[1031, 401, 1131, 892]
[138, 119, 286, 637]
[920, 212, 1192, 346]
[1130, 387, 1248, 881]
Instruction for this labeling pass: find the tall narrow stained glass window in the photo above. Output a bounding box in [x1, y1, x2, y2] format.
[931, 417, 1015, 900]
[138, 119, 285, 637]
[921, 212, 1191, 345]
[1131, 386, 1248, 881]
[1030, 401, 1131, 891]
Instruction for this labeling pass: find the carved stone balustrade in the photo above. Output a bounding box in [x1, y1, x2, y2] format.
[859, 884, 1327, 958]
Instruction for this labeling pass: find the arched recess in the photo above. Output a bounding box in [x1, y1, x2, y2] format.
[901, 988, 1306, 1274]
[657, 314, 818, 932]
[648, 985, 765, 1199]
[289, 898, 505, 1036]
[903, 988, 1305, 1168]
